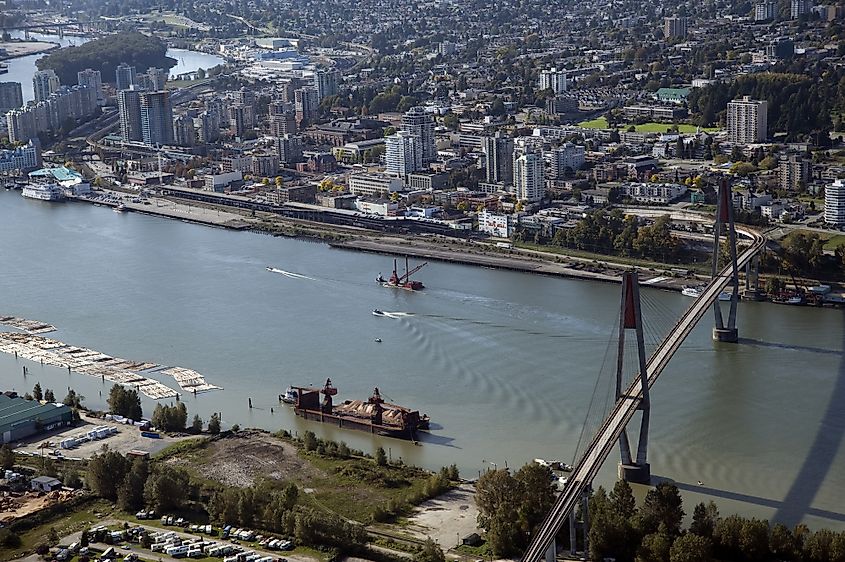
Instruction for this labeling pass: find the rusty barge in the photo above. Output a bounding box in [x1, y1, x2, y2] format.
[289, 379, 430, 440]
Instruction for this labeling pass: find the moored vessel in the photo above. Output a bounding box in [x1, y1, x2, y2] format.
[377, 256, 427, 291]
[288, 379, 430, 440]
[21, 182, 64, 201]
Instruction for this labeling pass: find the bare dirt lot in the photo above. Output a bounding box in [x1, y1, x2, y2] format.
[164, 429, 327, 487]
[403, 483, 481, 549]
[15, 413, 190, 459]
[0, 490, 79, 525]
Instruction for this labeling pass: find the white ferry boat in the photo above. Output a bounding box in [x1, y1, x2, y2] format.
[21, 183, 65, 201]
[682, 285, 732, 301]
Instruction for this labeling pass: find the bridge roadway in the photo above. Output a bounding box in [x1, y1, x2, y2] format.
[521, 225, 768, 562]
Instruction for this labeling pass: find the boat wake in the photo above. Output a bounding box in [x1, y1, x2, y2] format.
[266, 266, 316, 281]
[376, 311, 415, 319]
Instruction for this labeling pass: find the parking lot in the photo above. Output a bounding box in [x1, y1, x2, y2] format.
[15, 413, 191, 459]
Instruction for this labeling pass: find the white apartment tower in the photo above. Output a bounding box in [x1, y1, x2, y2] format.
[539, 68, 568, 94]
[77, 69, 104, 105]
[825, 179, 845, 226]
[514, 151, 545, 202]
[727, 96, 768, 144]
[33, 70, 60, 102]
[401, 106, 437, 163]
[385, 130, 423, 179]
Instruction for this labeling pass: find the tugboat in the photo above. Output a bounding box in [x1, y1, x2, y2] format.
[279, 387, 299, 404]
[378, 257, 427, 291]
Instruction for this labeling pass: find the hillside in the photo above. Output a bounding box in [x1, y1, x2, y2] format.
[35, 31, 176, 85]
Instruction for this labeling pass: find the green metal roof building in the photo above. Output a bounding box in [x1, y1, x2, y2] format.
[0, 394, 73, 444]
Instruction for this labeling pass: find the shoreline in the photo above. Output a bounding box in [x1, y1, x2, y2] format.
[0, 40, 60, 62]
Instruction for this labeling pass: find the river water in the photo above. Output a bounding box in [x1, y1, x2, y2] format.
[3, 32, 224, 103]
[0, 191, 843, 530]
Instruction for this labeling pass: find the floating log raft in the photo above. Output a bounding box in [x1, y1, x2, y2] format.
[0, 332, 219, 400]
[0, 316, 56, 334]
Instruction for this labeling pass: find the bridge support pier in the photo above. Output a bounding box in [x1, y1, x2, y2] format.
[616, 271, 652, 485]
[711, 178, 741, 343]
[544, 540, 555, 562]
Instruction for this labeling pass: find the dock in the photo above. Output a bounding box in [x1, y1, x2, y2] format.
[0, 331, 222, 400]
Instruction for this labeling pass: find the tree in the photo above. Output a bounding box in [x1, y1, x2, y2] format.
[0, 445, 14, 471]
[669, 533, 713, 562]
[63, 389, 84, 409]
[303, 431, 318, 451]
[62, 467, 82, 488]
[769, 523, 798, 561]
[144, 465, 190, 512]
[191, 414, 203, 433]
[739, 518, 770, 561]
[514, 463, 556, 537]
[637, 525, 672, 562]
[610, 479, 637, 520]
[208, 413, 221, 434]
[640, 482, 685, 536]
[475, 469, 523, 556]
[87, 450, 130, 500]
[686, 501, 717, 539]
[117, 457, 149, 512]
[375, 446, 388, 466]
[107, 385, 142, 420]
[416, 538, 445, 562]
[33, 383, 43, 401]
[44, 389, 55, 402]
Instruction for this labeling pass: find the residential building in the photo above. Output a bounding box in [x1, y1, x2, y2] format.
[32, 70, 60, 102]
[0, 82, 23, 115]
[539, 68, 568, 94]
[315, 68, 340, 100]
[766, 38, 795, 60]
[275, 134, 303, 165]
[251, 152, 279, 177]
[0, 140, 41, 174]
[481, 133, 514, 186]
[172, 115, 196, 147]
[115, 62, 137, 90]
[550, 143, 585, 179]
[478, 209, 512, 237]
[546, 96, 579, 116]
[406, 172, 448, 191]
[791, 0, 812, 18]
[228, 103, 255, 138]
[513, 152, 545, 201]
[294, 87, 318, 125]
[7, 85, 97, 143]
[139, 90, 174, 146]
[778, 155, 811, 191]
[269, 112, 296, 136]
[76, 68, 104, 105]
[145, 67, 168, 91]
[825, 179, 845, 226]
[727, 96, 768, 144]
[663, 16, 687, 38]
[348, 173, 403, 197]
[754, 0, 778, 21]
[385, 130, 423, 179]
[195, 112, 221, 143]
[402, 106, 437, 163]
[118, 88, 142, 142]
[621, 182, 687, 204]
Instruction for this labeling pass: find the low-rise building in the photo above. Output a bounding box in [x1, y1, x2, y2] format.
[204, 171, 244, 192]
[620, 182, 687, 204]
[0, 394, 73, 444]
[348, 173, 403, 197]
[478, 209, 512, 238]
[0, 140, 41, 174]
[356, 198, 399, 216]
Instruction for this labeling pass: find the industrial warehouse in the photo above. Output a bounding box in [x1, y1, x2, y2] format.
[0, 393, 73, 444]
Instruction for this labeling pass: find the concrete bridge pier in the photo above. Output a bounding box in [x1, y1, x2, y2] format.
[711, 178, 741, 343]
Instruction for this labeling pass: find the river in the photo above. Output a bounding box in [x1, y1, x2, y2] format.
[3, 32, 224, 103]
[0, 191, 843, 530]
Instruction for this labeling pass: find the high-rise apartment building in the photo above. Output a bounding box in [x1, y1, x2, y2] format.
[173, 115, 196, 147]
[402, 106, 437, 163]
[228, 103, 255, 138]
[118, 88, 142, 142]
[115, 63, 137, 91]
[276, 134, 303, 165]
[663, 16, 688, 39]
[550, 143, 585, 179]
[539, 68, 568, 94]
[481, 133, 514, 185]
[7, 86, 96, 143]
[825, 179, 845, 226]
[139, 90, 173, 146]
[385, 131, 423, 179]
[513, 151, 545, 202]
[76, 69, 104, 105]
[145, 67, 168, 91]
[0, 82, 23, 115]
[33, 70, 60, 102]
[754, 0, 778, 21]
[294, 87, 318, 125]
[791, 0, 812, 18]
[778, 155, 811, 191]
[315, 69, 341, 100]
[727, 96, 768, 144]
[269, 112, 296, 137]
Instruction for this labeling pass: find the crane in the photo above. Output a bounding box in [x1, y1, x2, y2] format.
[385, 256, 428, 290]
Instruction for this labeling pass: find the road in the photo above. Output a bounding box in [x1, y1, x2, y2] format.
[521, 225, 768, 562]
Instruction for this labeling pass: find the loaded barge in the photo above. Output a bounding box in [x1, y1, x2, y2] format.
[287, 379, 430, 440]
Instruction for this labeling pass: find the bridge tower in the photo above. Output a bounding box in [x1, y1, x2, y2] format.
[711, 178, 741, 343]
[616, 271, 651, 484]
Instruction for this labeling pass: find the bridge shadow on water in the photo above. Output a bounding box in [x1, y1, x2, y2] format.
[772, 311, 845, 527]
[651, 476, 845, 523]
[737, 337, 843, 356]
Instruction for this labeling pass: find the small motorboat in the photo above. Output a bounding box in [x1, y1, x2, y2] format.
[372, 309, 386, 317]
[374, 338, 382, 343]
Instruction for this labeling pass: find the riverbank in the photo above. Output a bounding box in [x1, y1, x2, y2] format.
[0, 40, 59, 61]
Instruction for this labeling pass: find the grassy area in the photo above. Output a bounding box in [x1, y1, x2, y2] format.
[824, 234, 845, 251]
[784, 228, 845, 251]
[513, 241, 712, 274]
[577, 116, 719, 133]
[1, 499, 113, 559]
